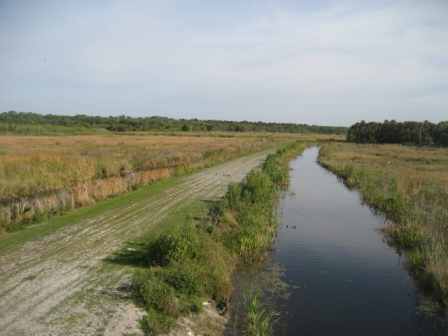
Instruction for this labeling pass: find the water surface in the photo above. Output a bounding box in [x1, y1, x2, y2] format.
[273, 147, 443, 335]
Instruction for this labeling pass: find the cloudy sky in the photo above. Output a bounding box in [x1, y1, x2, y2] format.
[1, 0, 447, 126]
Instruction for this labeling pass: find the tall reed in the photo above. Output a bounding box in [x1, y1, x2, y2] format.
[217, 141, 307, 264]
[0, 168, 174, 232]
[245, 286, 281, 336]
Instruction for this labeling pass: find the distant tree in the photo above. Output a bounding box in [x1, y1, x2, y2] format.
[433, 122, 448, 146]
[0, 111, 350, 135]
[347, 119, 447, 147]
[235, 125, 248, 132]
[378, 120, 399, 143]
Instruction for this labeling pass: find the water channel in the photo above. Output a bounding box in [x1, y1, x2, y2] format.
[272, 147, 444, 335]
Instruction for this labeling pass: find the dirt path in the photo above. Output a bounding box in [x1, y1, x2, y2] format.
[0, 150, 272, 336]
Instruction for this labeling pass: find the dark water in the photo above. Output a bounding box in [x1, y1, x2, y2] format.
[273, 147, 444, 336]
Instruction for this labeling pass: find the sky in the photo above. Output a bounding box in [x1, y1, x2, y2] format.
[0, 0, 447, 126]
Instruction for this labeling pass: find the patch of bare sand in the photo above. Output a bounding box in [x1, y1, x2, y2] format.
[168, 300, 228, 336]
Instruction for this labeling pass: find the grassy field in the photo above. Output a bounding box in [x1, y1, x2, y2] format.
[0, 132, 341, 233]
[0, 132, 281, 197]
[318, 143, 448, 314]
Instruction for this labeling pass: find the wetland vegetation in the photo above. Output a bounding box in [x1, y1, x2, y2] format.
[0, 132, 330, 233]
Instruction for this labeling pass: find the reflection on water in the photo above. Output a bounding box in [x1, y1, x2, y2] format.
[274, 147, 444, 336]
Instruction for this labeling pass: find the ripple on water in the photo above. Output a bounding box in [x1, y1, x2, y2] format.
[273, 147, 445, 336]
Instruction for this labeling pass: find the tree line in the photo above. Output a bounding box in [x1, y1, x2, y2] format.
[0, 111, 347, 134]
[347, 120, 448, 147]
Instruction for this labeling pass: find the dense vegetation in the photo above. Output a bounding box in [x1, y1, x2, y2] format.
[318, 143, 448, 316]
[0, 111, 347, 134]
[131, 141, 307, 335]
[347, 120, 448, 146]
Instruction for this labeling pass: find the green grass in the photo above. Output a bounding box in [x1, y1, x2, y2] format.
[131, 223, 235, 335]
[219, 141, 307, 264]
[245, 286, 281, 336]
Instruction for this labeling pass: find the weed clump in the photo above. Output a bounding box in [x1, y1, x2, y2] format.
[131, 224, 234, 335]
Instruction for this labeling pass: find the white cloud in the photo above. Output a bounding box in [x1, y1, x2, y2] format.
[0, 0, 447, 125]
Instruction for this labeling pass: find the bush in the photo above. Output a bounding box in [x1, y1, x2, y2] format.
[165, 260, 205, 296]
[132, 222, 234, 332]
[140, 309, 175, 335]
[131, 269, 179, 314]
[146, 224, 206, 267]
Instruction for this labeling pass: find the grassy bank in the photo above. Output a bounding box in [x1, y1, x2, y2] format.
[131, 141, 307, 335]
[318, 143, 448, 314]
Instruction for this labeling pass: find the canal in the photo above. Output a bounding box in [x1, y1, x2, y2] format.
[272, 146, 444, 335]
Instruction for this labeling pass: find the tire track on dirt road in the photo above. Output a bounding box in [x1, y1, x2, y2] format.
[0, 149, 273, 336]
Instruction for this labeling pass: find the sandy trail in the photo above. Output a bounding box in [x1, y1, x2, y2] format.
[0, 151, 271, 336]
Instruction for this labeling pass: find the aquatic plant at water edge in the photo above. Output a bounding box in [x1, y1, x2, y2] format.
[245, 286, 281, 336]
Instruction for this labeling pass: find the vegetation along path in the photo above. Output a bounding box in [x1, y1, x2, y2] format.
[0, 149, 274, 336]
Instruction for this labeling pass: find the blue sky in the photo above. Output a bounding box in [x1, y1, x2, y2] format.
[1, 0, 447, 126]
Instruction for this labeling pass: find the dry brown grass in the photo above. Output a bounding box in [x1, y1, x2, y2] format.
[323, 143, 448, 201]
[1, 132, 338, 232]
[325, 143, 448, 180]
[0, 133, 341, 197]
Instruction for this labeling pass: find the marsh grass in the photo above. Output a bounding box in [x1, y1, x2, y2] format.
[131, 141, 307, 335]
[217, 141, 307, 264]
[245, 286, 281, 336]
[318, 142, 448, 314]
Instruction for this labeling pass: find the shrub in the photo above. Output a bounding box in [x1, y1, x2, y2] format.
[131, 269, 178, 314]
[146, 224, 207, 267]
